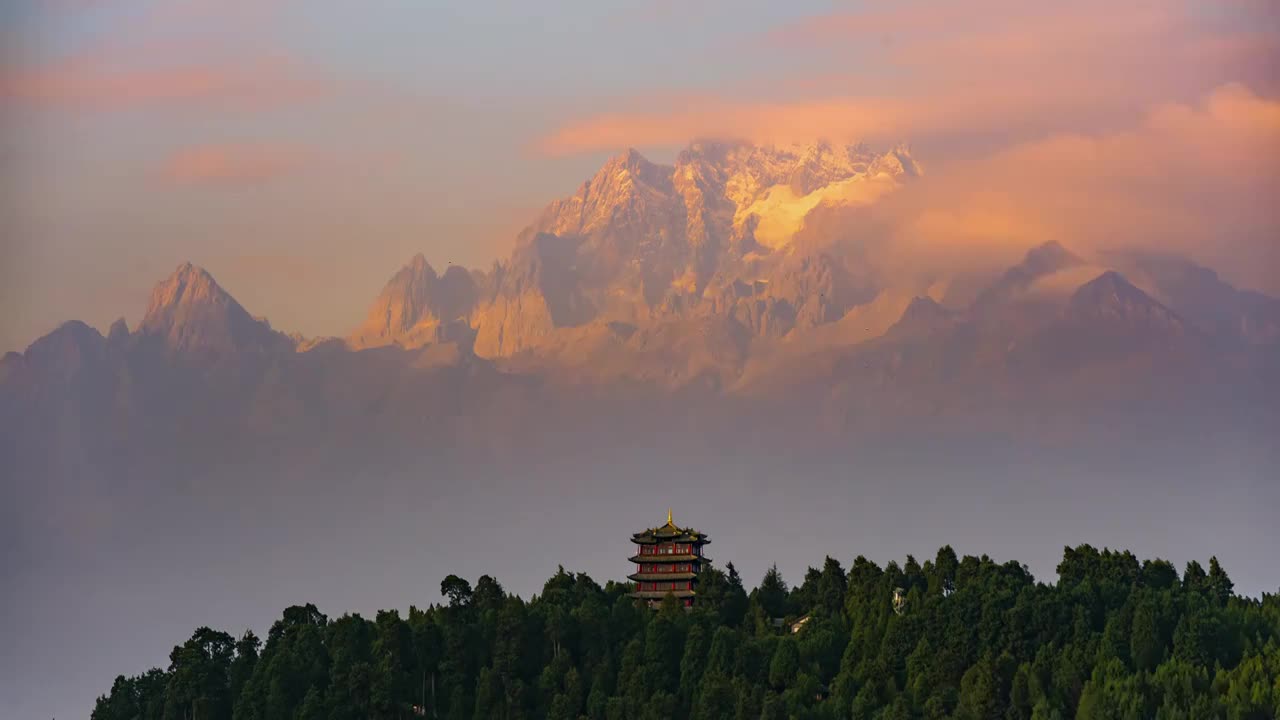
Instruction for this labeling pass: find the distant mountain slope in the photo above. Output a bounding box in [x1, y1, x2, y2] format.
[332, 142, 1276, 394]
[1112, 251, 1280, 344]
[4, 142, 1278, 468]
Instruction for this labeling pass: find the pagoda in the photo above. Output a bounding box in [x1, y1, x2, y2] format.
[628, 509, 711, 608]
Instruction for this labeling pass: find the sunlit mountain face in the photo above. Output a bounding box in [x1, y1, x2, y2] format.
[2, 140, 1274, 546]
[7, 141, 1276, 448]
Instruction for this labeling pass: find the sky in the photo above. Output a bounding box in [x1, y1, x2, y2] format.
[2, 0, 1278, 354]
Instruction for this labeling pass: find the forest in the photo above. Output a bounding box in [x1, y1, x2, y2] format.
[91, 545, 1280, 720]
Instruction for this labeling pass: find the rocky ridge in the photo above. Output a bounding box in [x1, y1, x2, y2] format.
[6, 141, 1278, 414]
[349, 141, 922, 358]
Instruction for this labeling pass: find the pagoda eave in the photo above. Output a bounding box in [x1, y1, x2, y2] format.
[629, 590, 696, 600]
[631, 534, 711, 544]
[628, 572, 697, 582]
[629, 554, 709, 564]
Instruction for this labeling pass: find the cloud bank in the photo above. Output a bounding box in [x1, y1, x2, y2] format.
[796, 84, 1280, 295]
[539, 0, 1276, 155]
[533, 0, 1279, 293]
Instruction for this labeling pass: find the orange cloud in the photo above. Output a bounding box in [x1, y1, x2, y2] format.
[809, 84, 1280, 294]
[159, 143, 308, 186]
[0, 54, 322, 112]
[3, 0, 315, 113]
[537, 0, 1276, 157]
[536, 84, 1143, 157]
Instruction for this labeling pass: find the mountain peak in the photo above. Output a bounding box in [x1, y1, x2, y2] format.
[139, 262, 281, 356]
[1068, 271, 1186, 333]
[172, 261, 213, 286]
[974, 241, 1084, 311]
[21, 320, 107, 377]
[888, 296, 958, 337]
[901, 295, 948, 319]
[530, 143, 677, 241]
[600, 146, 669, 185]
[1074, 270, 1142, 301]
[406, 252, 434, 276]
[611, 147, 647, 167]
[869, 144, 921, 179]
[142, 263, 232, 323]
[349, 253, 480, 349]
[593, 147, 666, 185]
[1023, 241, 1081, 275]
[350, 254, 440, 348]
[107, 317, 130, 344]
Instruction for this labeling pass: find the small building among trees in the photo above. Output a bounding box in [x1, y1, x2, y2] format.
[628, 509, 711, 608]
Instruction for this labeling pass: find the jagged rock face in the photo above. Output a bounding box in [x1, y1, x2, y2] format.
[888, 297, 959, 339]
[672, 140, 919, 254]
[1115, 252, 1280, 344]
[4, 239, 1277, 467]
[351, 141, 921, 358]
[3, 125, 1278, 512]
[763, 253, 873, 329]
[462, 141, 921, 357]
[337, 142, 1273, 392]
[528, 149, 688, 309]
[349, 256, 480, 349]
[1066, 271, 1186, 334]
[138, 262, 286, 357]
[697, 253, 868, 338]
[470, 234, 596, 357]
[533, 150, 683, 251]
[22, 321, 107, 380]
[351, 254, 440, 348]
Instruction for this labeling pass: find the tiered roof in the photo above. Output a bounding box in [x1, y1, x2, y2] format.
[628, 571, 698, 582]
[630, 554, 709, 564]
[630, 588, 696, 600]
[630, 508, 711, 546]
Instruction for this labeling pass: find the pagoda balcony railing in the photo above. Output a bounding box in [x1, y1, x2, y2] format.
[629, 553, 708, 564]
[634, 548, 706, 556]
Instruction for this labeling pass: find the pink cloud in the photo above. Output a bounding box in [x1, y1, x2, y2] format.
[803, 84, 1280, 294]
[535, 86, 1137, 157]
[0, 53, 323, 112]
[3, 0, 317, 113]
[536, 0, 1276, 157]
[159, 143, 307, 187]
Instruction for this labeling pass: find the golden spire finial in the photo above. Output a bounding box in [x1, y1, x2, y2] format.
[667, 507, 673, 525]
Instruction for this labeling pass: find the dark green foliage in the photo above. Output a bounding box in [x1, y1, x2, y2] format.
[163, 627, 236, 720]
[93, 547, 1280, 720]
[90, 670, 167, 720]
[754, 564, 791, 619]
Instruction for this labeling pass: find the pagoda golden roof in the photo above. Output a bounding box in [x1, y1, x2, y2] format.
[630, 509, 711, 544]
